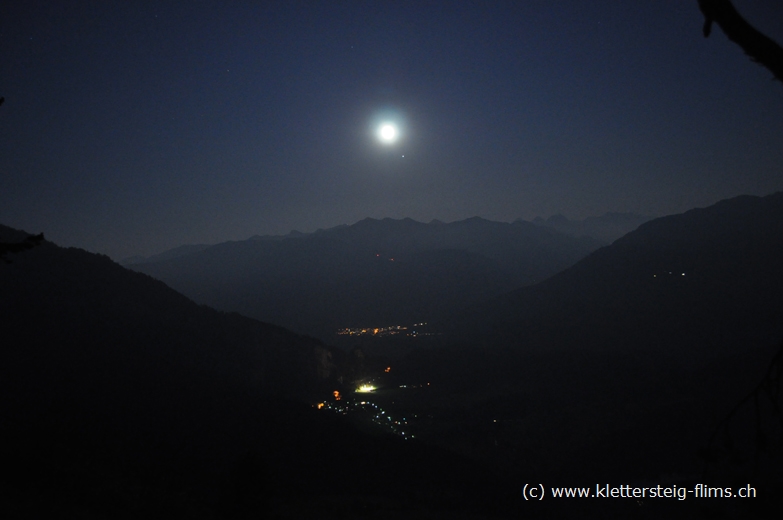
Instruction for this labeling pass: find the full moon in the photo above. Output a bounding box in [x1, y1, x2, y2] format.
[377, 123, 399, 144]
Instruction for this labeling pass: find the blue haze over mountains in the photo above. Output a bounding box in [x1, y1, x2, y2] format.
[529, 211, 653, 244]
[126, 216, 606, 341]
[124, 211, 649, 266]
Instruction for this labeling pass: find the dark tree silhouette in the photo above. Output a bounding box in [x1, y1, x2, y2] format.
[698, 0, 783, 82]
[703, 340, 783, 466]
[697, 0, 783, 494]
[0, 233, 44, 263]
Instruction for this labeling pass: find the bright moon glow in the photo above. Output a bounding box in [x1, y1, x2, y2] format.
[377, 123, 398, 144]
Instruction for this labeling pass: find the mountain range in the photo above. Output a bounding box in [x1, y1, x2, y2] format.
[0, 224, 518, 518]
[448, 193, 783, 353]
[126, 216, 602, 341]
[394, 192, 783, 492]
[3, 193, 782, 517]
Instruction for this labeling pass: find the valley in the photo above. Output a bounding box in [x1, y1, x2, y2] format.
[3, 193, 783, 518]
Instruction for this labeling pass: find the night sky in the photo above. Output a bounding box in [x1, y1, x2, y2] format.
[2, 1, 783, 260]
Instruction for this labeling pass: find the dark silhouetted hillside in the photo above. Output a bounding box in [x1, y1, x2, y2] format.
[386, 194, 783, 512]
[449, 193, 783, 353]
[0, 225, 524, 518]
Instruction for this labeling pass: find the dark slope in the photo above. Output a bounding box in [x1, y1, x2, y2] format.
[391, 194, 783, 510]
[449, 192, 783, 354]
[0, 226, 519, 518]
[128, 216, 600, 341]
[0, 224, 338, 398]
[0, 224, 340, 512]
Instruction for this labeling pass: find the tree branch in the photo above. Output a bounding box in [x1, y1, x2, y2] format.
[698, 0, 783, 82]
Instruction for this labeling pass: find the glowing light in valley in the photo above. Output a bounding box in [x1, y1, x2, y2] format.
[356, 384, 376, 393]
[377, 123, 398, 144]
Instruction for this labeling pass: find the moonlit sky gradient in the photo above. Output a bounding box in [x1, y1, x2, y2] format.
[2, 1, 783, 260]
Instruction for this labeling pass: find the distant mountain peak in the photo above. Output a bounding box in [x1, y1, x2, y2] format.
[546, 214, 569, 224]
